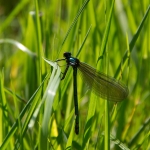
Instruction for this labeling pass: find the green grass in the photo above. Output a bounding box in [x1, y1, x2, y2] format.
[0, 0, 150, 149]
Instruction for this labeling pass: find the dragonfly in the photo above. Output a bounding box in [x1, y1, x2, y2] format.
[56, 52, 129, 134]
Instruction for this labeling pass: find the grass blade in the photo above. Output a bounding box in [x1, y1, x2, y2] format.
[0, 39, 36, 58]
[40, 59, 61, 150]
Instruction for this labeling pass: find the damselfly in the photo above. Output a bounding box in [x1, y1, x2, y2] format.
[56, 52, 128, 134]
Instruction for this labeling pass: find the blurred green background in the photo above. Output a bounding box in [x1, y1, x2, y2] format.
[0, 0, 150, 149]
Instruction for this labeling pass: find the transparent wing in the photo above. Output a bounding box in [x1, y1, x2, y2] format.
[78, 62, 129, 102]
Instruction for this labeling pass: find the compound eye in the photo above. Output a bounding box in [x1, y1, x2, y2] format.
[63, 52, 71, 58]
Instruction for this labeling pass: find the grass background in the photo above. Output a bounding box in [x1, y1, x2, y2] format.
[0, 0, 150, 149]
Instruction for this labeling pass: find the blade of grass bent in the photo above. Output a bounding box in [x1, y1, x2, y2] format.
[0, 39, 36, 58]
[28, 60, 60, 129]
[40, 59, 61, 150]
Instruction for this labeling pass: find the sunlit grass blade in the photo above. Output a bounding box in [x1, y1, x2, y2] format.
[0, 39, 36, 58]
[40, 59, 61, 149]
[28, 60, 60, 128]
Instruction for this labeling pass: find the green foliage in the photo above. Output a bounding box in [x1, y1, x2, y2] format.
[0, 0, 150, 149]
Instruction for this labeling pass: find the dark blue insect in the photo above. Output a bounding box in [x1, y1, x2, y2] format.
[57, 52, 128, 134]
